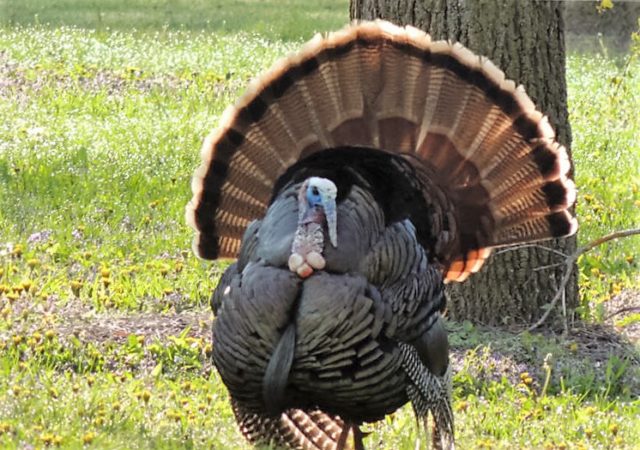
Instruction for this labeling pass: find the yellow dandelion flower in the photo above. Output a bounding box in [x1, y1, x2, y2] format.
[455, 400, 469, 412]
[27, 258, 40, 269]
[70, 280, 83, 296]
[82, 432, 96, 444]
[611, 284, 622, 296]
[568, 342, 578, 353]
[39, 432, 55, 445]
[11, 384, 23, 397]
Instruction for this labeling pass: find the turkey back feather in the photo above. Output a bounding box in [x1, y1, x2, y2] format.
[186, 20, 577, 283]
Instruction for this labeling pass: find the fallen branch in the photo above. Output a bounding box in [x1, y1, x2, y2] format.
[604, 306, 640, 321]
[527, 227, 640, 332]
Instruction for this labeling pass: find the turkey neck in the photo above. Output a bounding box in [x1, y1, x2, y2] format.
[292, 206, 325, 258]
[272, 146, 441, 258]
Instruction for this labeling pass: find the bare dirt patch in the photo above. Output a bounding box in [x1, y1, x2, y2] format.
[603, 288, 640, 343]
[46, 301, 640, 394]
[6, 286, 636, 392]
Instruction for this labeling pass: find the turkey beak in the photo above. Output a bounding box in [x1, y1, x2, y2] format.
[321, 193, 337, 248]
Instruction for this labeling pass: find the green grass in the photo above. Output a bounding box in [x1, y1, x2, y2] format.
[1, 3, 639, 449]
[568, 52, 640, 317]
[0, 0, 349, 40]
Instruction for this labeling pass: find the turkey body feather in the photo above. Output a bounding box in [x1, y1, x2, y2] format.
[214, 175, 449, 448]
[187, 21, 577, 449]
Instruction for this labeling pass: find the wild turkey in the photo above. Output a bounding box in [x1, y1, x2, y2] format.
[186, 21, 577, 449]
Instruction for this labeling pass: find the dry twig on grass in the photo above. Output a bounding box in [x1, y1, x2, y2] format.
[527, 227, 640, 332]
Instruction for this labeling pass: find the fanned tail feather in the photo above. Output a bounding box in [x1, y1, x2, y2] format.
[186, 20, 577, 282]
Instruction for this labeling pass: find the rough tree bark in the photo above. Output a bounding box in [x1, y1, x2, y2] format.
[350, 0, 578, 326]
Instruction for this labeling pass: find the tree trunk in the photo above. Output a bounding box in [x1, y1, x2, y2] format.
[350, 0, 578, 326]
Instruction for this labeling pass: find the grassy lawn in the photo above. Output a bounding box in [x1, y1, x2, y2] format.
[0, 2, 639, 449]
[0, 0, 348, 40]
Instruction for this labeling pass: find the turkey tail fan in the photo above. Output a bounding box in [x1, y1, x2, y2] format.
[186, 20, 577, 281]
[234, 403, 357, 450]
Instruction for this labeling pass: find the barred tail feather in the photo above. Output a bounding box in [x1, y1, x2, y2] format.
[187, 20, 577, 281]
[234, 402, 355, 450]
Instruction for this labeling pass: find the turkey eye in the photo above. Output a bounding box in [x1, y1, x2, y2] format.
[311, 187, 319, 196]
